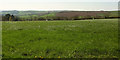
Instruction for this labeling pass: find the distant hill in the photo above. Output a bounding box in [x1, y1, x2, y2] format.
[1, 10, 61, 16]
[1, 10, 119, 21]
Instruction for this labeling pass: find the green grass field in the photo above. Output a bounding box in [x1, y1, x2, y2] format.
[0, 21, 2, 59]
[2, 19, 118, 58]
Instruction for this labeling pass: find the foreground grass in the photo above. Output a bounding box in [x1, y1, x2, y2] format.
[0, 22, 2, 59]
[2, 19, 118, 58]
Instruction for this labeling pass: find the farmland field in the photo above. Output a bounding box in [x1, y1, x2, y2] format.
[2, 19, 118, 58]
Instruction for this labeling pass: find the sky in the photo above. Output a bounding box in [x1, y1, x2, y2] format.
[0, 0, 119, 11]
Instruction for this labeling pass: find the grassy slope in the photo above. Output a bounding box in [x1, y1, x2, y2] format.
[2, 19, 118, 58]
[0, 22, 2, 59]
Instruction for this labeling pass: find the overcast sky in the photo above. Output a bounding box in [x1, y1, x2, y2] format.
[0, 0, 119, 11]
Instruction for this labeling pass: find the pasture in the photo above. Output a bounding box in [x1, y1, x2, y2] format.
[2, 19, 118, 58]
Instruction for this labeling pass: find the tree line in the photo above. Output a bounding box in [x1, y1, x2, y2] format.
[2, 12, 119, 21]
[2, 14, 19, 21]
